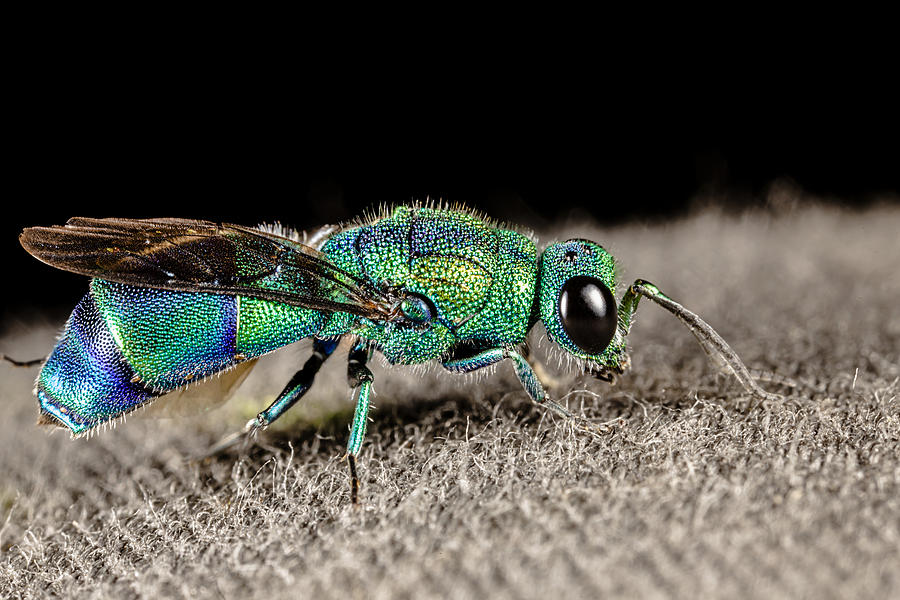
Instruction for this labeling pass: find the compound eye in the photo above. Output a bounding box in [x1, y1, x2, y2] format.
[558, 276, 617, 354]
[400, 293, 435, 324]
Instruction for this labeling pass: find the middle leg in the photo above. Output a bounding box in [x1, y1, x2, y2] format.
[346, 342, 375, 504]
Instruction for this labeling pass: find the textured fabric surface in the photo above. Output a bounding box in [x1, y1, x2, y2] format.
[1, 203, 898, 599]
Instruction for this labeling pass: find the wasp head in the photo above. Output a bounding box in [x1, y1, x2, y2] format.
[537, 239, 626, 373]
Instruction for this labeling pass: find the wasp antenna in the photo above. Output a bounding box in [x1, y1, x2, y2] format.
[747, 368, 827, 395]
[628, 279, 782, 404]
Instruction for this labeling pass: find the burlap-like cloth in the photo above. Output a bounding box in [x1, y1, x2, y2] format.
[2, 203, 898, 599]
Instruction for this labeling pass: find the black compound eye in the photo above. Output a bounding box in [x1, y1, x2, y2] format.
[558, 276, 617, 354]
[400, 294, 434, 324]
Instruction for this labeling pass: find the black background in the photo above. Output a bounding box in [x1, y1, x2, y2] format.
[4, 36, 898, 323]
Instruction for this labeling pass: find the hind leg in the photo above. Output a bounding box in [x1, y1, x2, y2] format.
[1, 354, 43, 367]
[205, 338, 339, 456]
[246, 338, 340, 432]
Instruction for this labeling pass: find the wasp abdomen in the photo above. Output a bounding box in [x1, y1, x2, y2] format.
[37, 280, 328, 433]
[36, 290, 158, 433]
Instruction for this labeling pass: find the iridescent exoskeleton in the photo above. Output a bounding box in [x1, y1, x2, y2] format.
[18, 205, 779, 501]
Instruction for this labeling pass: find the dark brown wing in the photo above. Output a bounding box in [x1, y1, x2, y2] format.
[20, 217, 400, 320]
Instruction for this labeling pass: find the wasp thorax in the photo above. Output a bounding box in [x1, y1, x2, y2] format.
[558, 276, 617, 354]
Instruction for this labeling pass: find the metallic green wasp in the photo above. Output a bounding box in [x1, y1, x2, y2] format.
[18, 205, 778, 501]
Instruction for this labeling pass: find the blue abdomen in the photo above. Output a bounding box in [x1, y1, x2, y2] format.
[38, 280, 327, 434]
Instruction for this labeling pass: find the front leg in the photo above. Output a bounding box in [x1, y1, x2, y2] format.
[443, 347, 598, 427]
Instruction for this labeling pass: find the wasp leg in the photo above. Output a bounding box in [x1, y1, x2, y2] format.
[345, 343, 374, 504]
[505, 349, 580, 420]
[443, 348, 604, 432]
[1, 354, 44, 367]
[620, 279, 782, 404]
[202, 339, 340, 457]
[238, 338, 341, 440]
[442, 346, 506, 374]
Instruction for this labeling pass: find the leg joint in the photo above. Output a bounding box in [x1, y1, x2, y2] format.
[347, 366, 373, 388]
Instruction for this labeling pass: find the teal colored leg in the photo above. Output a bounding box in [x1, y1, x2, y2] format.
[346, 372, 373, 456]
[246, 338, 340, 432]
[504, 349, 578, 420]
[203, 338, 339, 457]
[622, 279, 781, 403]
[346, 343, 374, 503]
[442, 346, 505, 373]
[443, 347, 577, 421]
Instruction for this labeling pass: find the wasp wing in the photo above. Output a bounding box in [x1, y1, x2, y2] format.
[141, 358, 259, 419]
[20, 217, 398, 320]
